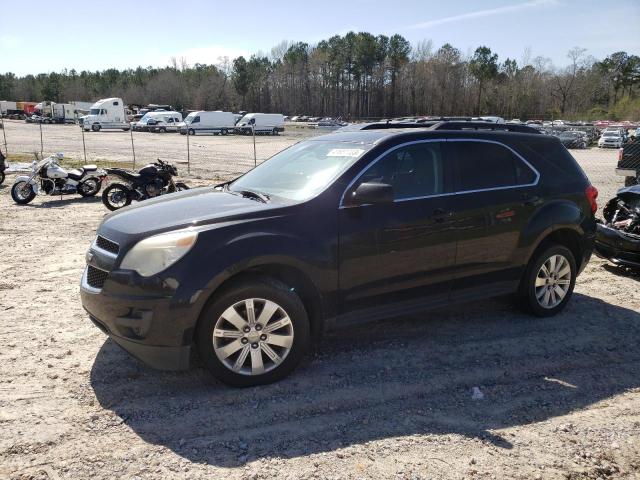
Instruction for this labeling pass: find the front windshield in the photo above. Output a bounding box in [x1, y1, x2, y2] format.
[238, 115, 253, 125]
[230, 140, 372, 201]
[184, 113, 196, 124]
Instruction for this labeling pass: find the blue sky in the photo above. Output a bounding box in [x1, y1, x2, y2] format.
[0, 0, 638, 75]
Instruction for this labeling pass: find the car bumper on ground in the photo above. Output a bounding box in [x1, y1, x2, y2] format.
[595, 223, 640, 269]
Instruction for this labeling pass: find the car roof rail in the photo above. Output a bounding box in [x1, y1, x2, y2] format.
[429, 121, 542, 134]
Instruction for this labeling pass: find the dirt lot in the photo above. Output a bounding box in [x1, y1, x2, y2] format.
[0, 124, 639, 480]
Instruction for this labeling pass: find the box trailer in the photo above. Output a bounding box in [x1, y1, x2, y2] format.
[179, 111, 236, 135]
[0, 101, 17, 115]
[82, 98, 130, 131]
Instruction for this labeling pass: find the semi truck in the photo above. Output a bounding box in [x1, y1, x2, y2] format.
[82, 98, 130, 131]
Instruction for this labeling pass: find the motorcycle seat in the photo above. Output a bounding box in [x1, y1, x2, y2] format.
[83, 165, 98, 171]
[68, 169, 86, 180]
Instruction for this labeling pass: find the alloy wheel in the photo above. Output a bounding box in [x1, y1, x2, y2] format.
[535, 254, 571, 309]
[213, 298, 294, 376]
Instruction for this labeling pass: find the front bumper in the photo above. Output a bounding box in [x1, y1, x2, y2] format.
[595, 223, 640, 269]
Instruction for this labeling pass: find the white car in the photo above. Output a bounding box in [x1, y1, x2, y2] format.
[598, 132, 623, 148]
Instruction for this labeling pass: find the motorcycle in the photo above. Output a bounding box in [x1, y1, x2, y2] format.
[0, 148, 6, 185]
[11, 153, 106, 205]
[101, 158, 189, 211]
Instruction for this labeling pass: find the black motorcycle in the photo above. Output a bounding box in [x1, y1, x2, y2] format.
[101, 159, 189, 211]
[0, 148, 6, 185]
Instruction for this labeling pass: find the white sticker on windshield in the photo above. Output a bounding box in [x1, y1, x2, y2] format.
[326, 148, 365, 157]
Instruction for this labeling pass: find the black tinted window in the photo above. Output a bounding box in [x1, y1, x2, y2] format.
[359, 142, 445, 200]
[192, 116, 200, 123]
[452, 141, 535, 191]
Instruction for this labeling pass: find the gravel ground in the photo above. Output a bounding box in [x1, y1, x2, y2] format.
[0, 124, 639, 480]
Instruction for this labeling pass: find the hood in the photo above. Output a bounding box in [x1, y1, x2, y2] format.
[98, 187, 285, 244]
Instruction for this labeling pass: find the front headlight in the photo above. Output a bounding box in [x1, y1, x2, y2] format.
[120, 230, 198, 277]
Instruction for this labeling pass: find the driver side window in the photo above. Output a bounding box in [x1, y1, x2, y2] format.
[359, 142, 446, 200]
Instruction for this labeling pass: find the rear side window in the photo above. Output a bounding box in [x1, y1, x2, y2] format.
[359, 142, 446, 200]
[451, 141, 536, 191]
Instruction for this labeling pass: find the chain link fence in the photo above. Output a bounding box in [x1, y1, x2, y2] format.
[0, 118, 631, 205]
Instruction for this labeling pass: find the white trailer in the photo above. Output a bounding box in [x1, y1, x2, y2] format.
[82, 98, 130, 131]
[0, 101, 17, 115]
[235, 113, 285, 135]
[179, 111, 236, 135]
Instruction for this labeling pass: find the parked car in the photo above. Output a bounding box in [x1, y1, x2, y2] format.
[556, 131, 588, 149]
[598, 131, 624, 148]
[81, 125, 598, 386]
[595, 184, 640, 270]
[616, 140, 640, 186]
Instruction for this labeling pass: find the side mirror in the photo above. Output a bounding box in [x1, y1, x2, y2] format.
[344, 182, 394, 207]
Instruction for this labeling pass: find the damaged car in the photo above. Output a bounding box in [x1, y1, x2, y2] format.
[595, 184, 640, 270]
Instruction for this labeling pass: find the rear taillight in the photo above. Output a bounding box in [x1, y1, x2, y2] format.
[618, 148, 623, 162]
[585, 185, 598, 214]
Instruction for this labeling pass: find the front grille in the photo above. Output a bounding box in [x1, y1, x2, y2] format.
[96, 235, 119, 255]
[87, 265, 109, 289]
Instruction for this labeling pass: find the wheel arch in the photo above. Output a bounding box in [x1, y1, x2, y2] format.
[192, 260, 326, 345]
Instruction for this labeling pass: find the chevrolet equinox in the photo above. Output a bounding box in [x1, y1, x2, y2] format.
[81, 124, 598, 386]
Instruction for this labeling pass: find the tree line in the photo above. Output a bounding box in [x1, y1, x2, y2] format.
[1, 32, 639, 120]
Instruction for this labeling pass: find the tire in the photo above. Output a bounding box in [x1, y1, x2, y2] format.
[0, 170, 5, 185]
[11, 181, 36, 205]
[78, 177, 101, 197]
[160, 127, 166, 133]
[519, 245, 576, 317]
[188, 128, 195, 136]
[196, 277, 311, 387]
[625, 176, 638, 187]
[92, 124, 101, 132]
[175, 182, 189, 191]
[272, 128, 278, 136]
[102, 183, 132, 211]
[221, 128, 228, 136]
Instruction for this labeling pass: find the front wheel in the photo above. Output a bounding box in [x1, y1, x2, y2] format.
[519, 245, 576, 317]
[102, 183, 132, 211]
[196, 277, 310, 387]
[11, 181, 36, 204]
[78, 177, 101, 197]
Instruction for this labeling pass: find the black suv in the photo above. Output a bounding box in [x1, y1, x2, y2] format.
[81, 125, 598, 386]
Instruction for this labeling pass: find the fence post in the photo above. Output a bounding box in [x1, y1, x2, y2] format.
[1, 115, 7, 155]
[81, 126, 87, 164]
[39, 121, 44, 157]
[130, 127, 136, 169]
[186, 129, 190, 174]
[252, 122, 257, 167]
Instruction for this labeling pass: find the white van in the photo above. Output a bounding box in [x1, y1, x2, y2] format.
[134, 111, 183, 132]
[179, 111, 236, 135]
[82, 98, 129, 131]
[235, 113, 285, 135]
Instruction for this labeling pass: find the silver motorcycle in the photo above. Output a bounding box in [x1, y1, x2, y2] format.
[11, 153, 106, 205]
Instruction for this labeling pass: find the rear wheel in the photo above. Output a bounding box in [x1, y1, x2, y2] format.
[196, 277, 310, 387]
[102, 183, 132, 211]
[78, 177, 101, 197]
[519, 245, 576, 317]
[221, 128, 228, 136]
[11, 181, 36, 204]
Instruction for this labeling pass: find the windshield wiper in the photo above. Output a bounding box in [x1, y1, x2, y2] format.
[236, 189, 270, 203]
